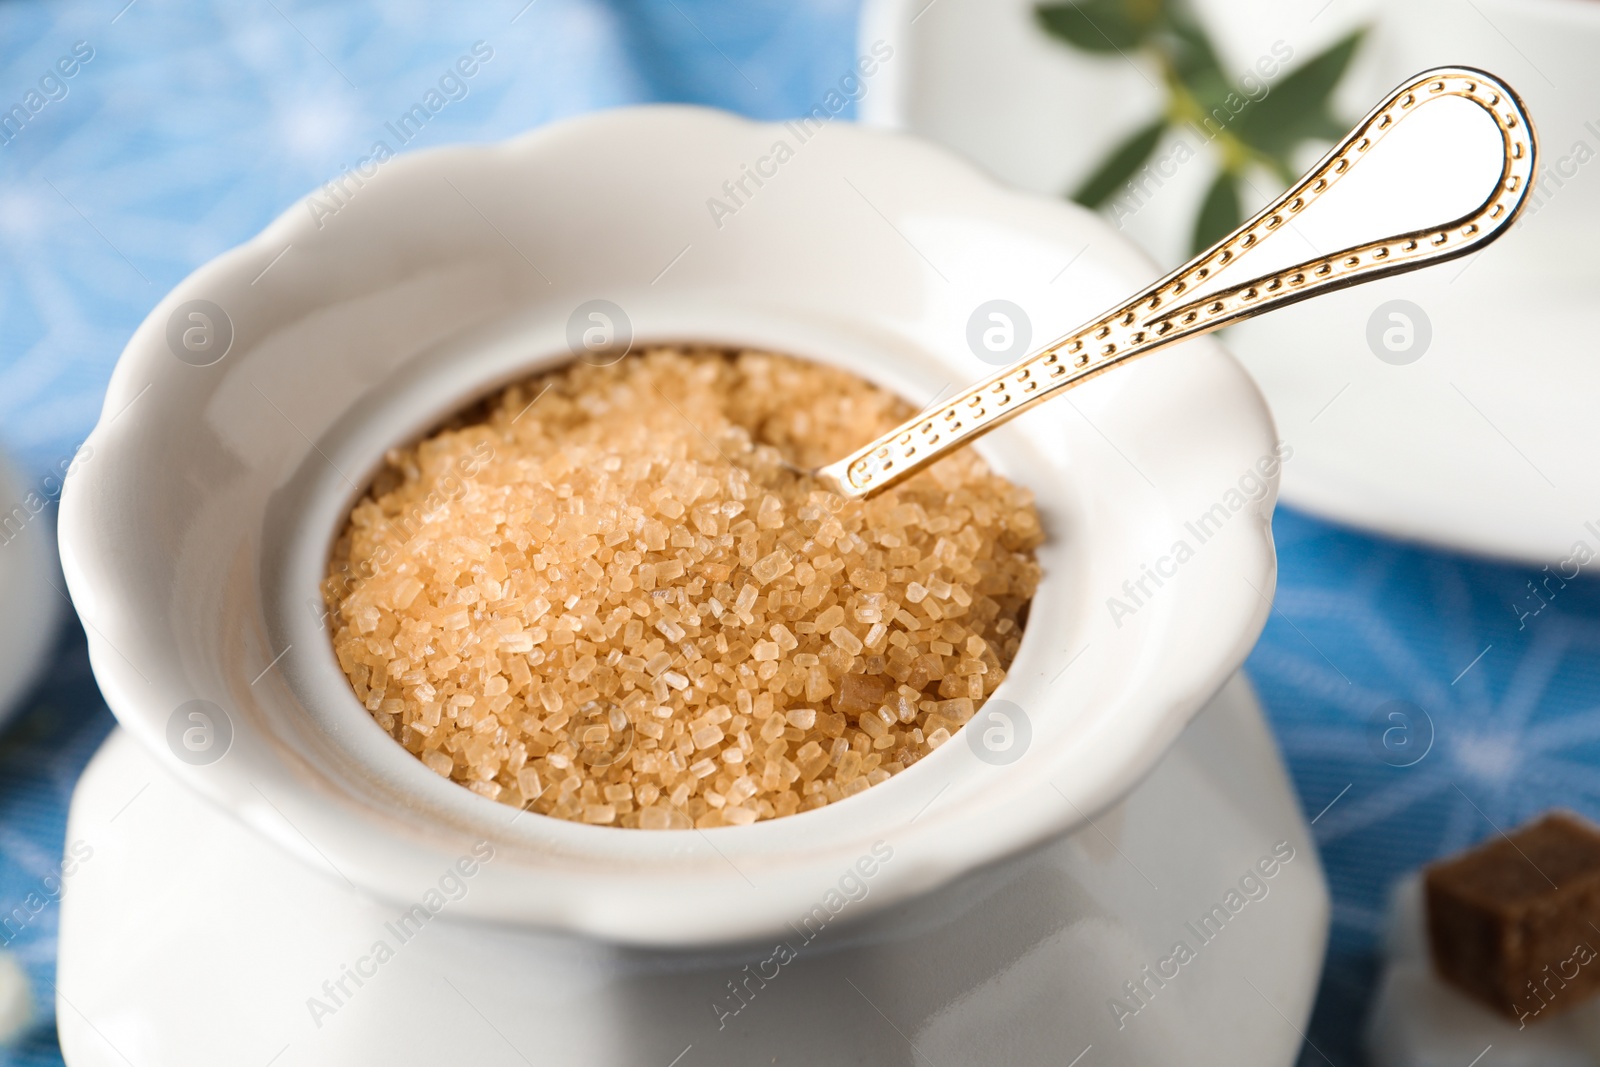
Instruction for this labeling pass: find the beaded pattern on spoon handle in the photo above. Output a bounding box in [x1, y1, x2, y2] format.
[815, 67, 1536, 500]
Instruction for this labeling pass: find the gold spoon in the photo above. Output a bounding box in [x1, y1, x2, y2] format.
[813, 66, 1537, 500]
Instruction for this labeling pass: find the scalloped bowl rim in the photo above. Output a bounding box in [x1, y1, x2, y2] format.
[58, 105, 1278, 945]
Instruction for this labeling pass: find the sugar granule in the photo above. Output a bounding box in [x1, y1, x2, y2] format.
[324, 347, 1042, 828]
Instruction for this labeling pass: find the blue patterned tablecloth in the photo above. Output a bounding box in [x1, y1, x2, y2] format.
[0, 3, 1595, 1065]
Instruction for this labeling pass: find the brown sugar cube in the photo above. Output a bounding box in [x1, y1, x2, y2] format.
[1425, 811, 1600, 1023]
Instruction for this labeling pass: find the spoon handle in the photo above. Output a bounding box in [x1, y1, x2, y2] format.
[816, 66, 1537, 500]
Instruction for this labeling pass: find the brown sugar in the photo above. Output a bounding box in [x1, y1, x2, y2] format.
[323, 347, 1042, 828]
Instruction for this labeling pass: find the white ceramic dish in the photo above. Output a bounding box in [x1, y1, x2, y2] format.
[57, 105, 1286, 948]
[59, 676, 1328, 1067]
[862, 0, 1600, 564]
[0, 448, 61, 728]
[1227, 0, 1600, 564]
[1367, 875, 1600, 1066]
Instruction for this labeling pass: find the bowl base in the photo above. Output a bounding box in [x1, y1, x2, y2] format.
[58, 672, 1326, 1067]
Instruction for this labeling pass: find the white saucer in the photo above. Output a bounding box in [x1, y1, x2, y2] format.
[861, 0, 1600, 563]
[57, 674, 1328, 1067]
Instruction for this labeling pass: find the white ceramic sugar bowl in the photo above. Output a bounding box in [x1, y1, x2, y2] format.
[56, 106, 1326, 1066]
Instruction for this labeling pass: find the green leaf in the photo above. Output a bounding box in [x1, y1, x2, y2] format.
[1036, 0, 1154, 54]
[1161, 10, 1230, 113]
[1233, 29, 1365, 161]
[1192, 170, 1241, 255]
[1072, 118, 1169, 208]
